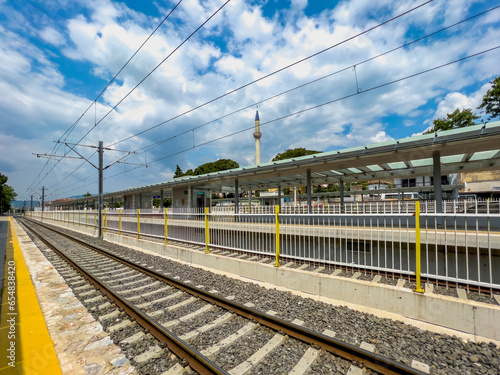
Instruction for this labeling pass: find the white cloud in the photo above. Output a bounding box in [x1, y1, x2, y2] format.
[432, 83, 490, 120]
[0, 0, 499, 200]
[40, 26, 66, 46]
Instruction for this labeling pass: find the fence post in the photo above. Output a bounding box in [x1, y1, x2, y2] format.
[164, 207, 168, 245]
[137, 209, 141, 239]
[119, 209, 122, 235]
[275, 205, 280, 267]
[78, 209, 81, 226]
[104, 209, 108, 233]
[94, 211, 96, 229]
[205, 207, 210, 254]
[86, 210, 88, 228]
[414, 201, 424, 293]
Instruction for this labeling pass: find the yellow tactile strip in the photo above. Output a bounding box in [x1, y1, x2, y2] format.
[4, 218, 137, 375]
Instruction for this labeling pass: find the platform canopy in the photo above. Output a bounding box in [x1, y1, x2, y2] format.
[50, 121, 500, 206]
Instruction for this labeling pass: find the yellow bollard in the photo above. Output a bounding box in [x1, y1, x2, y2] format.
[137, 209, 141, 239]
[85, 210, 88, 228]
[414, 201, 424, 293]
[164, 207, 168, 245]
[119, 209, 122, 235]
[275, 205, 280, 267]
[205, 207, 210, 254]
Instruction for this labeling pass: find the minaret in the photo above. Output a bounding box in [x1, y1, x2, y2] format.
[253, 110, 261, 165]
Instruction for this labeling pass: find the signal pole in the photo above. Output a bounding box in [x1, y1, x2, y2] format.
[35, 141, 144, 238]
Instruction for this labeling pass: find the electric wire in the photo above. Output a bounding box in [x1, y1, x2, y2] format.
[46, 43, 500, 200]
[77, 0, 232, 145]
[125, 5, 500, 157]
[24, 0, 184, 198]
[141, 46, 500, 167]
[39, 7, 498, 200]
[32, 0, 434, 200]
[106, 0, 434, 148]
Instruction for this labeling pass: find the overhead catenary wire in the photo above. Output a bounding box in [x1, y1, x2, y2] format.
[126, 5, 500, 157]
[24, 0, 184, 198]
[106, 0, 434, 148]
[39, 7, 498, 200]
[78, 0, 232, 146]
[33, 0, 435, 200]
[45, 44, 500, 200]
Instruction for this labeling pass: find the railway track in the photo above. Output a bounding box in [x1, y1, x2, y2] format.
[20, 217, 426, 375]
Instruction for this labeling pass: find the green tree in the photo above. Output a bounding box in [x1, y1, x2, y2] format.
[272, 148, 322, 161]
[193, 159, 239, 175]
[173, 165, 184, 178]
[478, 76, 500, 120]
[424, 108, 479, 134]
[83, 191, 92, 197]
[174, 159, 239, 178]
[153, 197, 172, 208]
[0, 173, 17, 213]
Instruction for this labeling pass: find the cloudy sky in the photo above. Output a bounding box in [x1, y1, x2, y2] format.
[1, 0, 499, 202]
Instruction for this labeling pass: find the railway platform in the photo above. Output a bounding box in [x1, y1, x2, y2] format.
[0, 216, 62, 375]
[0, 217, 135, 375]
[2, 215, 500, 374]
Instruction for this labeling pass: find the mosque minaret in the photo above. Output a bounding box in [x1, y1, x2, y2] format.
[253, 109, 261, 165]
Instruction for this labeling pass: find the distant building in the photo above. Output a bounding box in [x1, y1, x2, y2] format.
[366, 180, 390, 190]
[459, 171, 500, 199]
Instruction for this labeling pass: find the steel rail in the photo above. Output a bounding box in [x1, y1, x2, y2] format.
[24, 218, 425, 375]
[22, 218, 228, 375]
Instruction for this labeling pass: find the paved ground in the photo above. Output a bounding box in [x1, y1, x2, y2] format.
[0, 217, 8, 307]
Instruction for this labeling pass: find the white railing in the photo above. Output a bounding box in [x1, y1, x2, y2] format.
[28, 198, 500, 292]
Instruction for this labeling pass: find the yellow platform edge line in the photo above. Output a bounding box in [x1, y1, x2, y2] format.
[0, 218, 62, 375]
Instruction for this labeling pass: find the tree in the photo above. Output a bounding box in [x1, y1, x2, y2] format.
[0, 173, 17, 213]
[173, 165, 184, 178]
[272, 148, 322, 161]
[424, 108, 479, 134]
[193, 159, 239, 175]
[174, 159, 239, 178]
[83, 191, 92, 197]
[478, 76, 500, 120]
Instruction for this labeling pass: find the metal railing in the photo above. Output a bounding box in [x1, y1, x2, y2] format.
[28, 199, 500, 293]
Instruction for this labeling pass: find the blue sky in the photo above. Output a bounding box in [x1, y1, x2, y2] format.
[0, 0, 499, 202]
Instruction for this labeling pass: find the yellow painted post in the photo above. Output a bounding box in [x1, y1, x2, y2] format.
[94, 211, 96, 228]
[104, 209, 108, 232]
[137, 209, 141, 239]
[119, 209, 122, 235]
[414, 201, 424, 293]
[85, 210, 88, 228]
[164, 207, 168, 244]
[78, 209, 81, 226]
[205, 207, 210, 253]
[275, 205, 280, 267]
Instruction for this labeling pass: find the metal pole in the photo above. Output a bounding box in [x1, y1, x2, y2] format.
[340, 179, 344, 213]
[433, 151, 442, 214]
[98, 141, 104, 238]
[414, 201, 424, 293]
[234, 178, 239, 214]
[205, 207, 210, 253]
[41, 186, 45, 212]
[306, 169, 312, 213]
[275, 205, 280, 267]
[164, 207, 168, 244]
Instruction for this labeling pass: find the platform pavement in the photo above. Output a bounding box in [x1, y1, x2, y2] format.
[0, 216, 62, 375]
